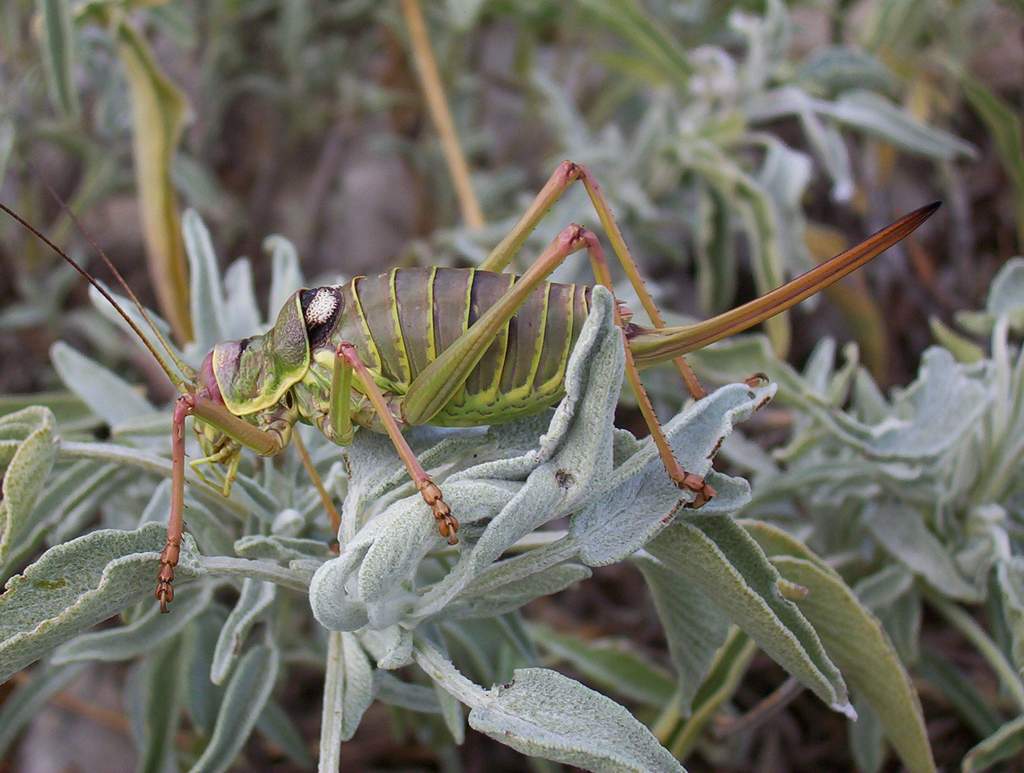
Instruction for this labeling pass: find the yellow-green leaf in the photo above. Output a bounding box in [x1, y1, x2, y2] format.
[962, 714, 1024, 773]
[770, 556, 935, 773]
[961, 72, 1024, 251]
[37, 0, 80, 119]
[115, 20, 192, 342]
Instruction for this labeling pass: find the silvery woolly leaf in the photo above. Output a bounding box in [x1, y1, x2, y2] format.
[797, 45, 895, 97]
[0, 407, 58, 567]
[51, 343, 159, 429]
[373, 670, 441, 713]
[221, 258, 261, 340]
[52, 583, 213, 664]
[996, 558, 1024, 676]
[211, 579, 276, 685]
[528, 622, 675, 709]
[257, 701, 315, 770]
[818, 348, 991, 462]
[745, 520, 934, 771]
[183, 208, 230, 358]
[769, 556, 934, 773]
[360, 625, 414, 669]
[415, 637, 680, 769]
[865, 503, 981, 602]
[468, 668, 683, 772]
[88, 285, 194, 375]
[828, 90, 976, 160]
[634, 554, 729, 713]
[187, 608, 228, 736]
[646, 515, 850, 714]
[0, 523, 201, 683]
[265, 234, 305, 318]
[234, 534, 333, 562]
[957, 257, 1024, 335]
[136, 633, 189, 773]
[572, 381, 769, 566]
[443, 564, 591, 620]
[192, 644, 279, 773]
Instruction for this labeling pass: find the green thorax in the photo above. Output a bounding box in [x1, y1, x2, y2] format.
[212, 290, 310, 415]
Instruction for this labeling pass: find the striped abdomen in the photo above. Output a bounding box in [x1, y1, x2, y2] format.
[318, 267, 592, 426]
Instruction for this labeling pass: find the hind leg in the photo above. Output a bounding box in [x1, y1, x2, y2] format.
[479, 160, 706, 400]
[580, 231, 715, 507]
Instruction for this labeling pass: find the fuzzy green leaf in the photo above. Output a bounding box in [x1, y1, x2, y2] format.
[0, 407, 58, 567]
[211, 579, 276, 685]
[53, 583, 213, 664]
[191, 644, 279, 773]
[0, 523, 201, 683]
[770, 556, 935, 773]
[962, 714, 1024, 773]
[528, 623, 676, 708]
[469, 668, 683, 772]
[646, 516, 850, 714]
[51, 342, 158, 428]
[634, 553, 730, 713]
[319, 631, 373, 772]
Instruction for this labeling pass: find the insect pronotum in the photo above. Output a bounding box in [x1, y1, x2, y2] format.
[1, 161, 939, 611]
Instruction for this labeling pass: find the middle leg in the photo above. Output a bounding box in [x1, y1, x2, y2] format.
[332, 341, 459, 544]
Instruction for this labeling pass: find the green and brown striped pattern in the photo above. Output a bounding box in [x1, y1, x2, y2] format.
[311, 267, 592, 426]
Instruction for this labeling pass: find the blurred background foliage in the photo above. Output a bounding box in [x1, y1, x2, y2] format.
[1, 0, 1023, 770]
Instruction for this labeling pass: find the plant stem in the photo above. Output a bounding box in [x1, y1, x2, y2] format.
[926, 591, 1024, 712]
[200, 556, 314, 593]
[319, 632, 345, 773]
[400, 0, 485, 229]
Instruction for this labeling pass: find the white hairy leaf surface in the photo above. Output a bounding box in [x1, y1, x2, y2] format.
[0, 523, 201, 682]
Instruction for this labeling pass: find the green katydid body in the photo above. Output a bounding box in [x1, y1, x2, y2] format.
[209, 194, 942, 444]
[210, 268, 597, 437]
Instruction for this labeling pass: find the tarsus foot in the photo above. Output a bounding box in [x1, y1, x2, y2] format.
[744, 372, 770, 388]
[418, 480, 460, 545]
[155, 538, 180, 613]
[675, 471, 716, 509]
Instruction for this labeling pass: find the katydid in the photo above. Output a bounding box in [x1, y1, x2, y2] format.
[0, 161, 939, 612]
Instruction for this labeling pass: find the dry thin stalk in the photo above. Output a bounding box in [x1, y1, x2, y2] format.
[400, 0, 485, 229]
[293, 432, 342, 534]
[11, 671, 131, 735]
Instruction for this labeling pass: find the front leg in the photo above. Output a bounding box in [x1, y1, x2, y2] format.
[334, 342, 459, 544]
[157, 394, 290, 612]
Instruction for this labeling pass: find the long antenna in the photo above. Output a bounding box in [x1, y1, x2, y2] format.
[32, 174, 197, 383]
[0, 200, 191, 390]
